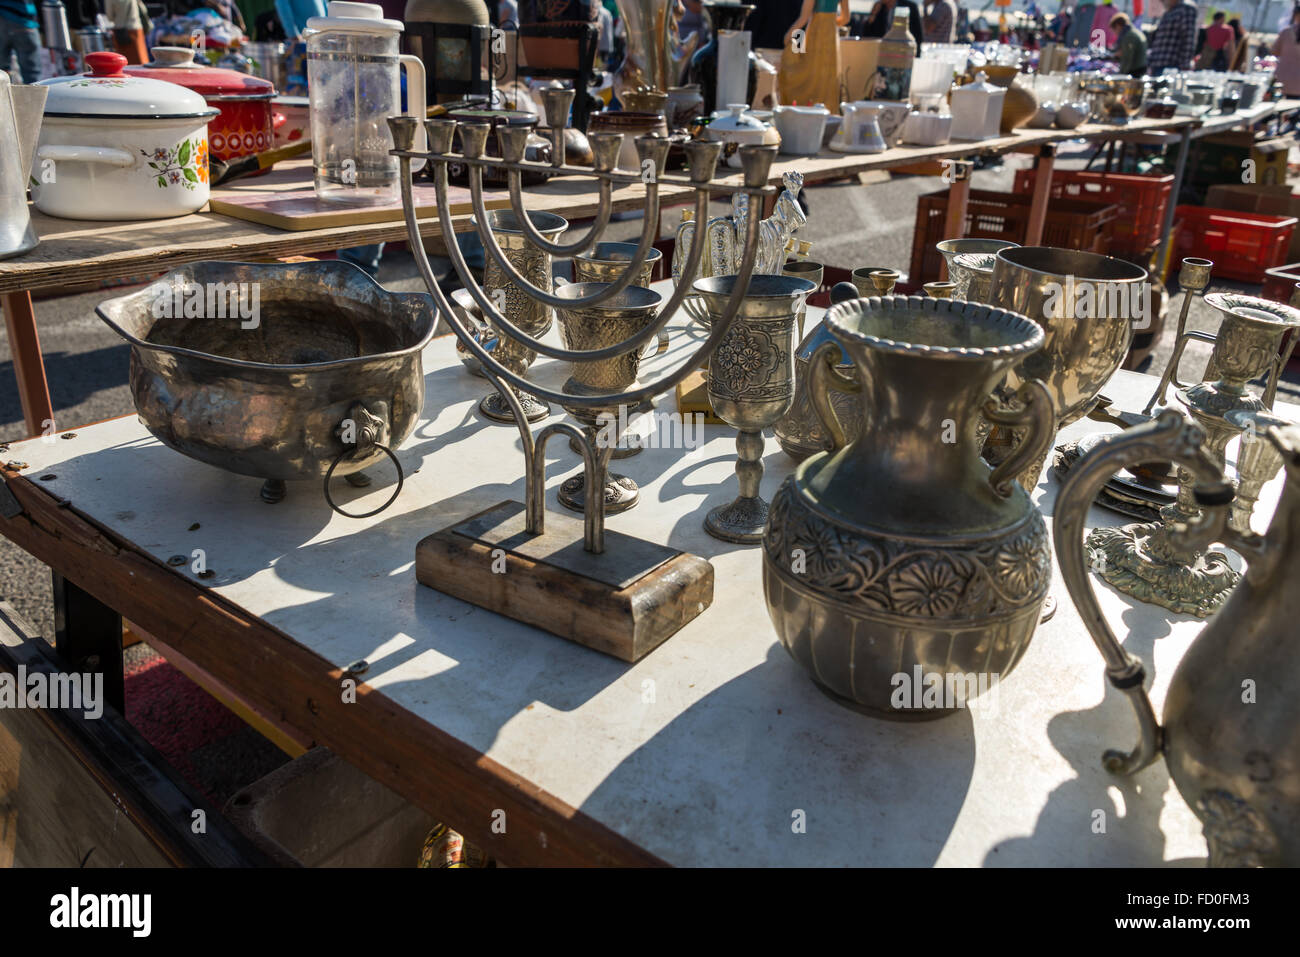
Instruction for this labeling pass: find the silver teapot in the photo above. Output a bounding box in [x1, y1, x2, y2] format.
[1054, 410, 1300, 866]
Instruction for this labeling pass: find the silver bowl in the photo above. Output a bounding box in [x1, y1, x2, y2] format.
[97, 260, 436, 502]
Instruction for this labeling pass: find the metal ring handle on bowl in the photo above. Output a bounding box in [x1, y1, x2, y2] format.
[323, 443, 405, 519]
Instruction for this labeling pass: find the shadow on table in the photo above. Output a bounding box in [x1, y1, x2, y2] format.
[983, 589, 1206, 866]
[575, 641, 976, 866]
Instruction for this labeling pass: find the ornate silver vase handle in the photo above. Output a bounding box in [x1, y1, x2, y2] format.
[1052, 410, 1235, 776]
[808, 341, 859, 451]
[982, 380, 1056, 499]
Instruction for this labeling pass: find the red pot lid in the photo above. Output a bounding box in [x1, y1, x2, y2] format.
[123, 47, 275, 99]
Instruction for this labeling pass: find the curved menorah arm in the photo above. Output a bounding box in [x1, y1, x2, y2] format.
[496, 128, 668, 262]
[439, 158, 711, 366]
[506, 169, 616, 258]
[396, 150, 760, 413]
[470, 159, 659, 311]
[530, 422, 615, 554]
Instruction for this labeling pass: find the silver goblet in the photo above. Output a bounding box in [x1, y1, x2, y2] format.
[555, 282, 666, 514]
[697, 273, 816, 543]
[476, 208, 569, 423]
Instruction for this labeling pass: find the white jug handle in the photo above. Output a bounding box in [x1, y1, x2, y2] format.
[399, 53, 427, 173]
[36, 144, 134, 167]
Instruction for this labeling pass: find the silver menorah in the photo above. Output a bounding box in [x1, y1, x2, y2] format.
[386, 88, 779, 553]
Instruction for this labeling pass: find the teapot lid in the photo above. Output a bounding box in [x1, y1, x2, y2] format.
[709, 103, 767, 132]
[960, 71, 1000, 94]
[306, 1, 403, 35]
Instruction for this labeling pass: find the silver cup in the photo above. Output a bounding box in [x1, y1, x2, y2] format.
[554, 282, 666, 513]
[475, 208, 569, 422]
[697, 273, 816, 543]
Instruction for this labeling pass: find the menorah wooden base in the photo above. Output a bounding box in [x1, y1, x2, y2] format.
[415, 501, 714, 662]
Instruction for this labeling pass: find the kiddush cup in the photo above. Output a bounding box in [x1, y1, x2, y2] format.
[572, 241, 663, 287]
[696, 273, 816, 543]
[475, 208, 569, 422]
[554, 282, 666, 513]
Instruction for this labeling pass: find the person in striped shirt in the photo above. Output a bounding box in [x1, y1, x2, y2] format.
[1146, 0, 1198, 75]
[0, 0, 43, 82]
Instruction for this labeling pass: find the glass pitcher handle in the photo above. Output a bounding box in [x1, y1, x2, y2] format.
[399, 54, 427, 173]
[1052, 409, 1234, 777]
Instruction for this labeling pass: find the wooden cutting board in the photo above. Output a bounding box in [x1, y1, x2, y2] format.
[208, 157, 509, 231]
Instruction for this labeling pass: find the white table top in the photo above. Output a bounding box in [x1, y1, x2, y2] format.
[10, 290, 1293, 867]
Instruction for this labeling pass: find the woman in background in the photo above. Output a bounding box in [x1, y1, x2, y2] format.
[1227, 17, 1248, 70]
[779, 0, 849, 109]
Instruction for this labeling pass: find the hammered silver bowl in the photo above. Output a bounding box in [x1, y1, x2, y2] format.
[96, 260, 436, 504]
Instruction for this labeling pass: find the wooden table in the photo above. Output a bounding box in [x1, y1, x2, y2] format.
[0, 296, 1290, 866]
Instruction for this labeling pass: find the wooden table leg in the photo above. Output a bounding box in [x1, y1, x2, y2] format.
[1157, 126, 1193, 271]
[53, 573, 125, 715]
[1, 290, 54, 438]
[939, 160, 973, 282]
[1025, 144, 1056, 248]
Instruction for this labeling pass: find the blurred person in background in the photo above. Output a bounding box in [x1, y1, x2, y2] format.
[1147, 0, 1198, 74]
[855, 0, 922, 53]
[1048, 2, 1072, 42]
[1226, 16, 1247, 70]
[780, 0, 849, 107]
[923, 0, 956, 42]
[679, 0, 705, 43]
[749, 0, 803, 69]
[1111, 11, 1146, 75]
[0, 0, 42, 82]
[1273, 4, 1300, 96]
[107, 0, 151, 63]
[1199, 10, 1231, 69]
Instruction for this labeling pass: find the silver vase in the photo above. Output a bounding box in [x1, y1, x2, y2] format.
[764, 296, 1056, 718]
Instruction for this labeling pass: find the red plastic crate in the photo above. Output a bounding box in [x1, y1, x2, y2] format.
[1263, 263, 1300, 304]
[910, 189, 1118, 284]
[1013, 169, 1174, 257]
[1173, 206, 1299, 284]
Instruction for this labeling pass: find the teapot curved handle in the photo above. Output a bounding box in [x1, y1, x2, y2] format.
[1052, 409, 1235, 777]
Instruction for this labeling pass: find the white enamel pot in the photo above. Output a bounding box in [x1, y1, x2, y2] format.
[34, 51, 218, 221]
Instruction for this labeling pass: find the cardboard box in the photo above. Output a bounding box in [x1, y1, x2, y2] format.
[1205, 183, 1300, 262]
[1186, 133, 1291, 190]
[840, 37, 881, 103]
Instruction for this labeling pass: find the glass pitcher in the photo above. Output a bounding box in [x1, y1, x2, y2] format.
[306, 0, 425, 205]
